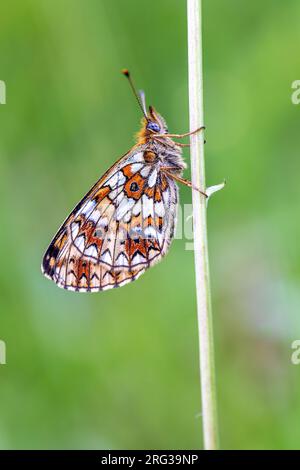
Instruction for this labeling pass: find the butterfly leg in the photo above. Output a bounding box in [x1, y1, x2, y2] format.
[176, 142, 191, 147]
[175, 139, 206, 147]
[161, 169, 207, 197]
[155, 126, 205, 139]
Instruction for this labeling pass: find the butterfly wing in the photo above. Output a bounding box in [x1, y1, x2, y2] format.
[42, 146, 178, 292]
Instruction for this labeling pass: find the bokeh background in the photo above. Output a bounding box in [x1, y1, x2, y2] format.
[1, 0, 300, 450]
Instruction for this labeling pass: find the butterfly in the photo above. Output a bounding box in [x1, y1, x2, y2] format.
[41, 70, 206, 292]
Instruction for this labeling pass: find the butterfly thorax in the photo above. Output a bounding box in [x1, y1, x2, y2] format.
[140, 140, 186, 176]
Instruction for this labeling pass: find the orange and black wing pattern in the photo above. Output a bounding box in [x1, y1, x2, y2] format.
[42, 146, 178, 292]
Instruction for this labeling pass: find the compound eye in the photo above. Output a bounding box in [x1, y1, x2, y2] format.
[146, 121, 160, 132]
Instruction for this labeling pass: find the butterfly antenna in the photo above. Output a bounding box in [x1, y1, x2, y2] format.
[122, 69, 149, 121]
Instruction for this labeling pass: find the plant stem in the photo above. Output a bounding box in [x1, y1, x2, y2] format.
[187, 0, 219, 450]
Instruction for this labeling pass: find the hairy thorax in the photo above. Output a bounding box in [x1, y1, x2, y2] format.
[142, 140, 187, 176]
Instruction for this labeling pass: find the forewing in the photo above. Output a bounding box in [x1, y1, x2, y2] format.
[42, 147, 178, 292]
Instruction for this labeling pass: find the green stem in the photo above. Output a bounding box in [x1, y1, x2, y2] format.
[187, 0, 219, 450]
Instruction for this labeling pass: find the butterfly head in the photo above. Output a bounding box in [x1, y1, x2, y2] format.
[146, 121, 160, 133]
[137, 106, 169, 144]
[145, 105, 168, 135]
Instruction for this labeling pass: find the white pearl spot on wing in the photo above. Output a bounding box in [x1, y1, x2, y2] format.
[126, 152, 144, 164]
[115, 253, 129, 267]
[107, 171, 126, 189]
[132, 199, 141, 216]
[130, 163, 143, 173]
[148, 169, 157, 188]
[74, 234, 85, 252]
[82, 199, 97, 216]
[85, 244, 98, 258]
[123, 210, 132, 223]
[71, 222, 80, 239]
[154, 200, 165, 217]
[142, 194, 153, 218]
[115, 197, 135, 220]
[100, 250, 112, 264]
[140, 166, 151, 178]
[144, 226, 157, 239]
[89, 210, 101, 224]
[132, 253, 146, 264]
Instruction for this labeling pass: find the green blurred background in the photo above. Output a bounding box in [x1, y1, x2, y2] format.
[1, 0, 300, 450]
